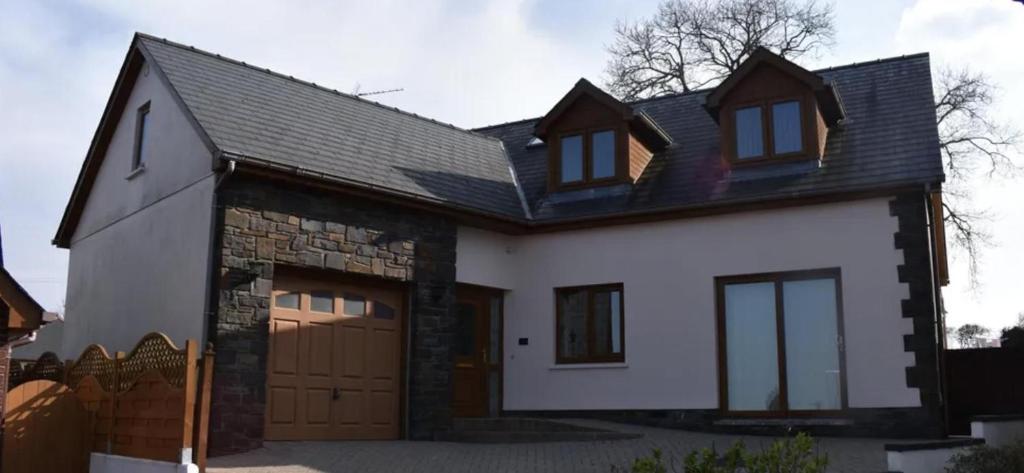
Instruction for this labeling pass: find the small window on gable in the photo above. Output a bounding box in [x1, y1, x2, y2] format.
[559, 134, 584, 184]
[735, 106, 764, 159]
[772, 101, 802, 155]
[132, 102, 151, 171]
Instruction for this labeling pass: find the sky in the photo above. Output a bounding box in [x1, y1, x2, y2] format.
[0, 0, 1021, 334]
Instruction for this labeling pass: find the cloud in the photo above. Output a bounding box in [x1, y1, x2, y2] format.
[896, 0, 1024, 330]
[0, 0, 653, 311]
[3, 0, 1020, 331]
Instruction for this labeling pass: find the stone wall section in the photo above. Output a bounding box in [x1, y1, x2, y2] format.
[208, 177, 457, 455]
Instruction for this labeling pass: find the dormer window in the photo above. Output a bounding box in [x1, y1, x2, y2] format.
[704, 48, 846, 168]
[591, 130, 616, 179]
[735, 106, 764, 159]
[558, 129, 617, 185]
[771, 101, 803, 154]
[733, 99, 805, 161]
[535, 79, 671, 192]
[559, 134, 584, 183]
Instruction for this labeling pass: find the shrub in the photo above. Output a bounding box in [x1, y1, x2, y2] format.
[946, 440, 1024, 473]
[629, 448, 668, 473]
[620, 433, 828, 473]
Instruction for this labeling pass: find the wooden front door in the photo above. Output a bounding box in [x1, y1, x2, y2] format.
[266, 274, 404, 440]
[452, 286, 502, 418]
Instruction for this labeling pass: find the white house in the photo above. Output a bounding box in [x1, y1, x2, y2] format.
[54, 34, 950, 455]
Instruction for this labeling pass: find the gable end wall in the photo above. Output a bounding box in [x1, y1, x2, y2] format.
[62, 58, 215, 357]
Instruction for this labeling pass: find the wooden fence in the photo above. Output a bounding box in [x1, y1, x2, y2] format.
[3, 333, 214, 472]
[945, 347, 1024, 434]
[7, 351, 64, 389]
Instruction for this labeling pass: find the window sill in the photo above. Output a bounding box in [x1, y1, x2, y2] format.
[549, 362, 628, 371]
[126, 165, 146, 180]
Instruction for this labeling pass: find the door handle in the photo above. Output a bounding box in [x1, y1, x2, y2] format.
[332, 387, 340, 401]
[482, 348, 488, 365]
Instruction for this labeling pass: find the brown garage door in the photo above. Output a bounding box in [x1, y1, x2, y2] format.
[265, 274, 404, 441]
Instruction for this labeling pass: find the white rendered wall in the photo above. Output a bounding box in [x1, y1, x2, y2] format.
[456, 197, 920, 411]
[63, 59, 215, 356]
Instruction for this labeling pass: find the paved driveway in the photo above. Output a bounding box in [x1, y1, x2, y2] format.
[208, 420, 889, 473]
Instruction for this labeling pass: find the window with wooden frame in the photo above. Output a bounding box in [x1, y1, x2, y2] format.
[556, 129, 618, 186]
[731, 98, 806, 163]
[555, 283, 624, 364]
[131, 101, 151, 171]
[716, 268, 846, 415]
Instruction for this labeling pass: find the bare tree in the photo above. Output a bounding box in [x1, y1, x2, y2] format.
[605, 0, 835, 100]
[955, 323, 990, 349]
[606, 2, 1020, 288]
[934, 67, 1021, 287]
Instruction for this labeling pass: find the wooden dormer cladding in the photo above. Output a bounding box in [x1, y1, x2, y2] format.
[535, 79, 670, 192]
[705, 48, 844, 167]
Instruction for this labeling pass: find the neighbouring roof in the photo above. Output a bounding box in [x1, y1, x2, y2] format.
[0, 225, 46, 333]
[477, 53, 944, 221]
[56, 34, 944, 243]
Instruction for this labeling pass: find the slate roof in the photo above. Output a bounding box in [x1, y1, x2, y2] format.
[138, 34, 941, 225]
[476, 53, 945, 221]
[138, 35, 527, 220]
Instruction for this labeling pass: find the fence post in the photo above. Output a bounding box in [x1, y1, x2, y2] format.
[181, 339, 199, 464]
[194, 343, 215, 472]
[110, 351, 125, 454]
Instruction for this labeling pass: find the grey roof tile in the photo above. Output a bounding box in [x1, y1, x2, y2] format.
[140, 33, 942, 225]
[138, 35, 526, 219]
[477, 54, 944, 221]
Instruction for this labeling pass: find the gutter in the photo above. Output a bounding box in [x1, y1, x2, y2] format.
[218, 151, 945, 236]
[200, 156, 235, 349]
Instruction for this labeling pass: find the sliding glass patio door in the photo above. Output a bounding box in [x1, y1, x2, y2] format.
[717, 269, 845, 414]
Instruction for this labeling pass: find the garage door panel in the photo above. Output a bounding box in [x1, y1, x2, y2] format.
[367, 377, 395, 392]
[305, 388, 332, 426]
[337, 389, 364, 426]
[268, 275, 402, 441]
[307, 321, 333, 377]
[368, 328, 397, 380]
[268, 387, 297, 425]
[341, 325, 366, 378]
[271, 319, 300, 375]
[369, 391, 394, 425]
